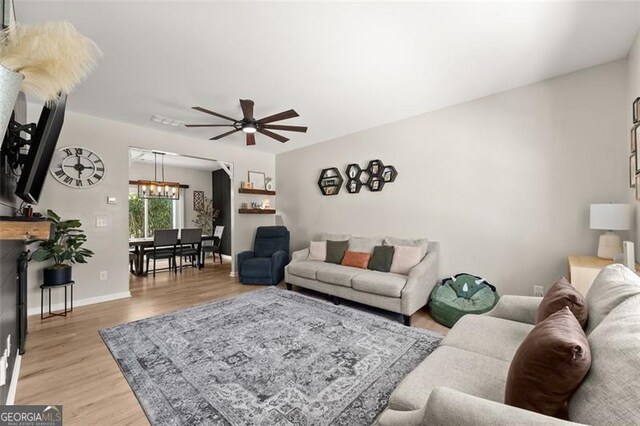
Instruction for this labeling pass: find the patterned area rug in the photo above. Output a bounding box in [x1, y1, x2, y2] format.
[100, 288, 442, 425]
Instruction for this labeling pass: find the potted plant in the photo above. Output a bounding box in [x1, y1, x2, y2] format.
[193, 196, 220, 236]
[29, 210, 94, 286]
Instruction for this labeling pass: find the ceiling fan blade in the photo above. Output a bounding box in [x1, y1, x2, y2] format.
[192, 106, 237, 122]
[210, 128, 241, 140]
[185, 124, 234, 128]
[246, 133, 256, 146]
[258, 128, 289, 143]
[240, 99, 254, 120]
[262, 124, 308, 133]
[257, 109, 299, 124]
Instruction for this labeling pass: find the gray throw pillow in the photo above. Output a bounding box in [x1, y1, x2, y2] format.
[325, 240, 349, 264]
[368, 245, 395, 272]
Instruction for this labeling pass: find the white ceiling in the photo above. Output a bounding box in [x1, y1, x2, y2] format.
[18, 1, 640, 154]
[129, 147, 222, 172]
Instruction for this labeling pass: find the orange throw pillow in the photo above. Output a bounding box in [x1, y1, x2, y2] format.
[341, 251, 371, 269]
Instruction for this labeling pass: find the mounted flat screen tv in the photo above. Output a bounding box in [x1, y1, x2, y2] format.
[15, 94, 67, 204]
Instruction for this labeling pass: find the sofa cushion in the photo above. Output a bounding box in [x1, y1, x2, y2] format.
[385, 236, 429, 259]
[536, 277, 588, 328]
[316, 264, 363, 287]
[442, 315, 533, 363]
[320, 232, 351, 242]
[505, 307, 591, 418]
[240, 257, 272, 278]
[585, 263, 640, 334]
[389, 346, 509, 412]
[390, 245, 422, 275]
[308, 241, 327, 261]
[368, 245, 395, 273]
[341, 251, 371, 269]
[352, 271, 407, 298]
[325, 240, 349, 264]
[287, 260, 329, 280]
[348, 237, 383, 253]
[569, 295, 640, 424]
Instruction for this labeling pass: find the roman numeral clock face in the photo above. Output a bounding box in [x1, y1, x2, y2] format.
[50, 146, 106, 188]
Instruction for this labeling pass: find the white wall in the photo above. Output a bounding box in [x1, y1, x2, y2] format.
[276, 60, 628, 296]
[627, 30, 640, 252]
[27, 110, 275, 313]
[129, 162, 214, 231]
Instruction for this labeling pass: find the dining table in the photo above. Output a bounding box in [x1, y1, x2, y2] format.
[128, 234, 217, 276]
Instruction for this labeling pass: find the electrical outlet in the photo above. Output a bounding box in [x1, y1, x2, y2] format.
[99, 271, 108, 281]
[96, 217, 108, 228]
[533, 285, 544, 297]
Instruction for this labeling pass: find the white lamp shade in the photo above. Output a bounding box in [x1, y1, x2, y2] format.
[590, 204, 632, 231]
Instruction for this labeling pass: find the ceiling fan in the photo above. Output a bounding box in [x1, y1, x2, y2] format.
[185, 99, 308, 146]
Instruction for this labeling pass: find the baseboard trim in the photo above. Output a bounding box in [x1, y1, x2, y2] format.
[6, 350, 21, 405]
[229, 271, 237, 278]
[27, 291, 132, 317]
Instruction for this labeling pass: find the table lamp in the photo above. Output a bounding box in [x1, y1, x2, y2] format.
[590, 204, 632, 259]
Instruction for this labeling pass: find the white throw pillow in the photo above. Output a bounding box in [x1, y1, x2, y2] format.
[390, 245, 423, 275]
[308, 241, 327, 261]
[385, 237, 429, 260]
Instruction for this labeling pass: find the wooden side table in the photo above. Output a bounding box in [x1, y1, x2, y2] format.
[40, 281, 75, 320]
[568, 256, 638, 296]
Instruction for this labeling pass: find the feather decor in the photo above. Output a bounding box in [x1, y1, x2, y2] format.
[0, 21, 102, 102]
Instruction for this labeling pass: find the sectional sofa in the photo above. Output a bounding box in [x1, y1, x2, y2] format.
[376, 263, 640, 425]
[284, 233, 439, 325]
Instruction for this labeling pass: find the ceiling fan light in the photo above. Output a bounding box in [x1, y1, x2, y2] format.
[242, 124, 257, 134]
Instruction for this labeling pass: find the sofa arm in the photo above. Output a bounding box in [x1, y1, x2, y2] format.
[424, 387, 582, 426]
[290, 248, 309, 263]
[485, 295, 542, 325]
[401, 249, 439, 316]
[236, 250, 254, 274]
[271, 250, 289, 283]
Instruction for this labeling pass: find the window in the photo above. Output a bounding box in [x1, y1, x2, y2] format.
[128, 186, 184, 238]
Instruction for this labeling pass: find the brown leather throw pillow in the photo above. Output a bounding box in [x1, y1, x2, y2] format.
[505, 307, 591, 417]
[535, 277, 588, 328]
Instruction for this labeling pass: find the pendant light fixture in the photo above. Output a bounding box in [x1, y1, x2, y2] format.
[136, 152, 180, 200]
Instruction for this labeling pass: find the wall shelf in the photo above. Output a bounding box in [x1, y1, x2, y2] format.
[0, 220, 53, 241]
[238, 208, 276, 215]
[238, 188, 276, 196]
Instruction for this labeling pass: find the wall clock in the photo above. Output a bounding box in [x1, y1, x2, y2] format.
[50, 146, 106, 188]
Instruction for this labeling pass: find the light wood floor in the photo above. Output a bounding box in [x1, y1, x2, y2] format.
[16, 262, 447, 425]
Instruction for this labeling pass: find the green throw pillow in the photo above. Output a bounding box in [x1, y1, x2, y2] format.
[325, 240, 349, 264]
[368, 245, 395, 272]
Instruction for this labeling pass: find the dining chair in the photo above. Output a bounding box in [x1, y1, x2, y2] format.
[178, 228, 202, 273]
[145, 229, 179, 277]
[202, 226, 224, 266]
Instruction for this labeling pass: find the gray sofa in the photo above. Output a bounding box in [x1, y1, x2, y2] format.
[376, 263, 640, 425]
[284, 234, 439, 325]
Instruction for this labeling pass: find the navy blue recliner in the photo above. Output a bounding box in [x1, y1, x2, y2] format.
[237, 226, 290, 285]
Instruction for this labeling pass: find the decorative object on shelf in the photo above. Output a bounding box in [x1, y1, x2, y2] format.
[241, 181, 253, 189]
[367, 175, 385, 192]
[633, 97, 640, 124]
[265, 177, 274, 191]
[262, 199, 271, 209]
[193, 190, 205, 211]
[366, 159, 384, 177]
[28, 209, 94, 286]
[318, 167, 343, 196]
[240, 202, 248, 209]
[248, 171, 266, 190]
[345, 163, 363, 194]
[381, 165, 398, 183]
[49, 146, 106, 188]
[185, 99, 308, 146]
[590, 203, 631, 259]
[0, 20, 102, 103]
[136, 152, 180, 200]
[192, 196, 219, 236]
[346, 178, 362, 194]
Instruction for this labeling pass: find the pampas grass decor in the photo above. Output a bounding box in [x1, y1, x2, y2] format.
[0, 21, 102, 102]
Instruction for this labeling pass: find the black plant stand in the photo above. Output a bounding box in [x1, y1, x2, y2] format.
[40, 281, 75, 320]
